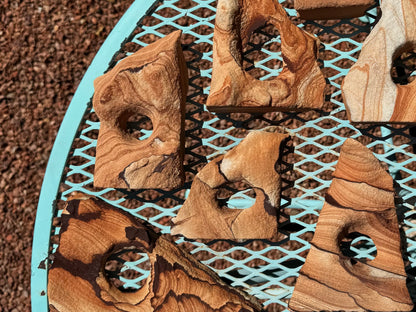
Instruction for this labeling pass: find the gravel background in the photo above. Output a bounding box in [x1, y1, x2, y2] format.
[0, 1, 133, 310]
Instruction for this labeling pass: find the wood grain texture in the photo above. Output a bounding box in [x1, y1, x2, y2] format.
[289, 139, 413, 312]
[206, 0, 326, 113]
[171, 127, 289, 240]
[93, 30, 188, 190]
[294, 0, 375, 20]
[342, 0, 416, 123]
[48, 195, 262, 312]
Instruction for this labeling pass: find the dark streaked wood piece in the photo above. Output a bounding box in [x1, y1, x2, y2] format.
[171, 127, 289, 240]
[294, 0, 375, 20]
[289, 139, 413, 312]
[48, 195, 262, 312]
[342, 0, 416, 123]
[93, 30, 187, 190]
[206, 0, 325, 113]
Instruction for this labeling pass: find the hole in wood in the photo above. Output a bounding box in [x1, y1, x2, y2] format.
[118, 111, 153, 140]
[243, 24, 283, 81]
[216, 181, 256, 210]
[126, 114, 153, 140]
[391, 45, 416, 85]
[104, 247, 151, 292]
[339, 232, 377, 264]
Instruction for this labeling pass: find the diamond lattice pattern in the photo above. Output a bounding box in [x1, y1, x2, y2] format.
[55, 1, 416, 310]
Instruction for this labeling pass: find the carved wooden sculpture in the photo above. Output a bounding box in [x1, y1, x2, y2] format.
[171, 128, 289, 240]
[342, 0, 416, 123]
[48, 195, 262, 312]
[289, 139, 413, 312]
[206, 0, 326, 113]
[93, 30, 188, 190]
[294, 0, 375, 20]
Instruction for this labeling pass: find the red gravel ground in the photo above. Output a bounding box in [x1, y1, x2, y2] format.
[0, 1, 133, 310]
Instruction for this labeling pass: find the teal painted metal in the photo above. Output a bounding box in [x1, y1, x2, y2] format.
[30, 1, 159, 310]
[32, 0, 416, 311]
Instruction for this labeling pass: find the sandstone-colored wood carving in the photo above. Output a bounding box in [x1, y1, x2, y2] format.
[171, 128, 289, 240]
[294, 0, 375, 20]
[342, 0, 416, 123]
[48, 195, 262, 312]
[93, 30, 188, 190]
[289, 139, 413, 312]
[206, 0, 326, 113]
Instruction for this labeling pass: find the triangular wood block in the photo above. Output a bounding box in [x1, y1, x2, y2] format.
[294, 0, 375, 20]
[289, 139, 413, 311]
[171, 128, 289, 240]
[48, 195, 262, 312]
[206, 0, 326, 113]
[342, 0, 416, 123]
[93, 30, 187, 190]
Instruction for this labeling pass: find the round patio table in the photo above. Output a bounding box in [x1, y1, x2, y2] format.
[31, 1, 416, 311]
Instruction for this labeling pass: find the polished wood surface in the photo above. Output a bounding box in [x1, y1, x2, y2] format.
[295, 0, 375, 20]
[207, 0, 325, 113]
[48, 195, 262, 311]
[289, 139, 413, 311]
[342, 0, 416, 123]
[172, 127, 289, 240]
[93, 31, 187, 190]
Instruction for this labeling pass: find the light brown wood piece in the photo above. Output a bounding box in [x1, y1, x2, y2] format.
[93, 30, 188, 190]
[48, 195, 262, 312]
[289, 139, 413, 312]
[342, 0, 416, 123]
[206, 0, 326, 113]
[294, 0, 375, 20]
[171, 128, 289, 240]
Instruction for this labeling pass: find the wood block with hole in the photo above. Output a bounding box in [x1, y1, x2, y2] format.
[93, 30, 187, 190]
[289, 139, 413, 312]
[342, 0, 416, 123]
[171, 127, 289, 240]
[47, 195, 262, 312]
[206, 0, 326, 113]
[294, 0, 375, 20]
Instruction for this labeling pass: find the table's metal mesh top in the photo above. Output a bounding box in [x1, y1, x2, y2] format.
[52, 0, 416, 310]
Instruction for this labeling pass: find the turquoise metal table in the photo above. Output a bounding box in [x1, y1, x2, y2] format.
[31, 0, 416, 311]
